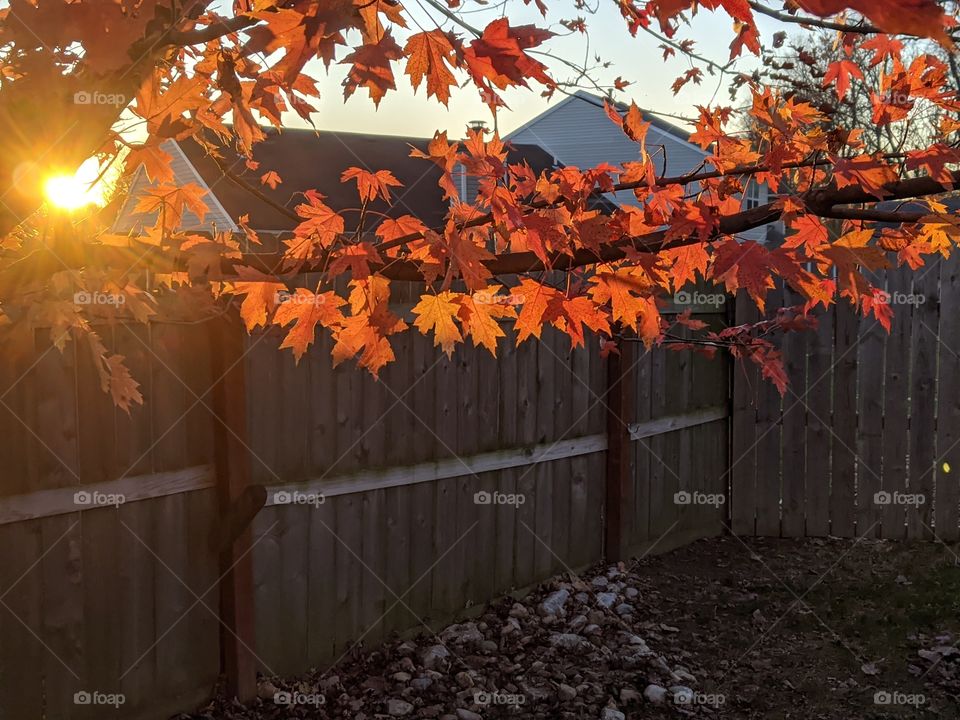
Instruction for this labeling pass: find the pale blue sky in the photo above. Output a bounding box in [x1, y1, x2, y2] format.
[285, 4, 783, 138]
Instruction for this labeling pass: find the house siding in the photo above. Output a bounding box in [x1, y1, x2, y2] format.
[506, 92, 772, 243]
[112, 140, 236, 234]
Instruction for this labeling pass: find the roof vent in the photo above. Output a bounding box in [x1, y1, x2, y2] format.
[467, 120, 488, 134]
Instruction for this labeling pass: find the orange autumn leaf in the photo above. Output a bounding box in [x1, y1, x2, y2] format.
[341, 167, 403, 203]
[404, 30, 460, 106]
[260, 170, 282, 189]
[412, 292, 463, 356]
[232, 266, 287, 331]
[272, 289, 347, 363]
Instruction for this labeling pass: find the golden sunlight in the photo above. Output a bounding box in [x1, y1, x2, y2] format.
[43, 158, 109, 210]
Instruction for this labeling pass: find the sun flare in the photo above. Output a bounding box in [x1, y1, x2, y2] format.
[43, 158, 109, 211]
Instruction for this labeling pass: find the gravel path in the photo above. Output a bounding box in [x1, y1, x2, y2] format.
[181, 536, 960, 719]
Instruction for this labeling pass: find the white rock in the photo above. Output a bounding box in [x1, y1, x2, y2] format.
[625, 587, 639, 600]
[421, 644, 450, 670]
[591, 576, 609, 588]
[388, 698, 414, 716]
[644, 684, 668, 704]
[508, 603, 529, 618]
[601, 708, 625, 720]
[456, 710, 482, 720]
[670, 686, 694, 705]
[540, 589, 570, 616]
[548, 632, 590, 651]
[596, 592, 618, 609]
[615, 603, 634, 616]
[441, 622, 484, 645]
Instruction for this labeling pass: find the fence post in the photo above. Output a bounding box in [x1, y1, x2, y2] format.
[210, 309, 258, 702]
[605, 333, 636, 561]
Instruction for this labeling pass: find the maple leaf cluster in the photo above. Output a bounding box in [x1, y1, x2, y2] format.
[1, 0, 960, 407]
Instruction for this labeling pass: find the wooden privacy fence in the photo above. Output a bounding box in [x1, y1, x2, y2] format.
[6, 250, 960, 720]
[0, 289, 729, 720]
[731, 253, 960, 541]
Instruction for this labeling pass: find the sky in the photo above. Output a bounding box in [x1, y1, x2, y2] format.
[281, 3, 785, 139]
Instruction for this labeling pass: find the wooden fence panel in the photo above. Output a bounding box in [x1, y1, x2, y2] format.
[731, 293, 759, 536]
[830, 301, 859, 538]
[730, 253, 960, 541]
[908, 261, 941, 540]
[781, 286, 808, 537]
[880, 264, 913, 539]
[936, 257, 960, 541]
[0, 323, 221, 720]
[804, 299, 834, 537]
[856, 292, 885, 540]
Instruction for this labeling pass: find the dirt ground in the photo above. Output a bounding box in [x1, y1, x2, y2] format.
[182, 536, 960, 719]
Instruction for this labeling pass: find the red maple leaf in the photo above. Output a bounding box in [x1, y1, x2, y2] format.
[341, 167, 403, 203]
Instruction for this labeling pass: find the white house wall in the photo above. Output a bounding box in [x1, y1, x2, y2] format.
[112, 139, 237, 234]
[506, 93, 771, 243]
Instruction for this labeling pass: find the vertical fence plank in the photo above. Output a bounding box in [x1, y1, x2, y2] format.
[754, 356, 782, 538]
[210, 314, 257, 702]
[935, 255, 960, 541]
[804, 303, 834, 537]
[382, 334, 414, 637]
[630, 345, 653, 550]
[730, 293, 758, 536]
[880, 265, 913, 539]
[781, 289, 808, 537]
[856, 281, 886, 539]
[907, 261, 940, 540]
[33, 339, 84, 720]
[550, 340, 573, 569]
[76, 327, 122, 708]
[646, 344, 672, 539]
[151, 323, 197, 699]
[830, 301, 859, 538]
[604, 332, 635, 561]
[0, 349, 44, 720]
[114, 324, 157, 710]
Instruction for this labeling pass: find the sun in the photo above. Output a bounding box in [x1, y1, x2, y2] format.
[44, 158, 109, 211]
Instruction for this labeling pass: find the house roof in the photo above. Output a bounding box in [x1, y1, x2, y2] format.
[115, 127, 560, 234]
[505, 90, 705, 150]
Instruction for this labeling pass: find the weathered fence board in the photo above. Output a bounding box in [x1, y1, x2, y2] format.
[731, 252, 960, 540]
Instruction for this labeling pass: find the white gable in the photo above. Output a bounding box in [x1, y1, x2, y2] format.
[506, 92, 709, 200]
[112, 139, 237, 234]
[506, 92, 773, 242]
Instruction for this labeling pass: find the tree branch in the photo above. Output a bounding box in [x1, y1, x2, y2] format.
[165, 15, 260, 46]
[747, 1, 882, 34]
